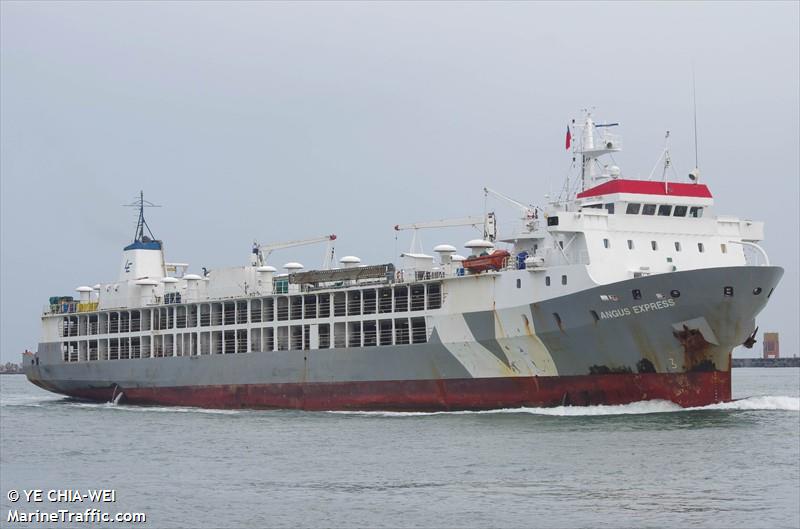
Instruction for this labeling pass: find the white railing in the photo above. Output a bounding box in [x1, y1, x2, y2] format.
[733, 241, 770, 266]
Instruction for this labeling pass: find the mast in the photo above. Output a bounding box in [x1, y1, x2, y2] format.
[124, 191, 160, 243]
[581, 112, 595, 191]
[576, 110, 621, 193]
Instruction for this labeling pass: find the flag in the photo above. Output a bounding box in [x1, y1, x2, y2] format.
[565, 125, 572, 150]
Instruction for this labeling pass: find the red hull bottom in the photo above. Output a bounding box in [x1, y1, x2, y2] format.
[59, 371, 731, 411]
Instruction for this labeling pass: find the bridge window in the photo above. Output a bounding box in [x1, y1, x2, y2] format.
[561, 275, 567, 285]
[642, 204, 656, 215]
[545, 276, 551, 286]
[651, 241, 658, 251]
[626, 203, 641, 214]
[673, 205, 688, 217]
[698, 242, 705, 253]
[658, 205, 672, 216]
[604, 203, 615, 214]
[721, 243, 728, 254]
[674, 242, 682, 252]
[689, 206, 703, 218]
[627, 240, 634, 250]
[603, 238, 610, 249]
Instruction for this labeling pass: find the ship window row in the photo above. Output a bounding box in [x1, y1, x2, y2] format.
[58, 283, 442, 337]
[602, 238, 729, 254]
[625, 203, 702, 218]
[544, 275, 568, 286]
[60, 317, 428, 362]
[585, 203, 702, 218]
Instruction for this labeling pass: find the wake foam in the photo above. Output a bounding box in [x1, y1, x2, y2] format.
[689, 395, 799, 412]
[4, 393, 797, 416]
[91, 402, 242, 415]
[331, 395, 799, 417]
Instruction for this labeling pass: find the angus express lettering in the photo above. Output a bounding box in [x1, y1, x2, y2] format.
[599, 298, 676, 320]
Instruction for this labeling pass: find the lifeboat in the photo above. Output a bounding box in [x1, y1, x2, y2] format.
[462, 250, 510, 273]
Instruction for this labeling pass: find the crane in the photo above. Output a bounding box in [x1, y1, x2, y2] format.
[483, 187, 540, 232]
[394, 213, 496, 254]
[252, 234, 337, 269]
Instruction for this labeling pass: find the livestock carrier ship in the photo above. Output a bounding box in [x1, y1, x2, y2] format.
[23, 113, 783, 410]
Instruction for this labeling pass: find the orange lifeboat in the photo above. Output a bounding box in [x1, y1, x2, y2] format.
[462, 250, 510, 273]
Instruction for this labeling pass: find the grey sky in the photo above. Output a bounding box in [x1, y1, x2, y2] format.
[1, 1, 798, 363]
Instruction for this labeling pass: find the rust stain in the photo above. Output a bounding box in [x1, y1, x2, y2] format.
[672, 324, 716, 372]
[553, 313, 565, 333]
[628, 323, 664, 372]
[588, 364, 633, 375]
[636, 358, 657, 373]
[46, 369, 732, 410]
[493, 310, 507, 339]
[522, 314, 533, 337]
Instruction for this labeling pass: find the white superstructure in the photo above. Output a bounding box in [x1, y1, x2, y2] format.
[41, 113, 771, 366]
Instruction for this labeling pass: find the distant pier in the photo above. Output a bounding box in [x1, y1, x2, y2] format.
[732, 357, 800, 368]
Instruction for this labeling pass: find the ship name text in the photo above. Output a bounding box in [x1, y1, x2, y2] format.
[599, 298, 676, 320]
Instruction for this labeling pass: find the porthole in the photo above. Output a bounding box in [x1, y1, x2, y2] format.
[590, 310, 600, 323]
[670, 289, 680, 298]
[632, 289, 642, 300]
[724, 286, 734, 297]
[753, 287, 762, 295]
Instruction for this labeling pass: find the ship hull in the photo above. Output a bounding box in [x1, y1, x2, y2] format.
[29, 371, 729, 410]
[24, 265, 782, 411]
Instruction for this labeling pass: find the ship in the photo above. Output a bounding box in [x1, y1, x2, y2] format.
[23, 113, 783, 410]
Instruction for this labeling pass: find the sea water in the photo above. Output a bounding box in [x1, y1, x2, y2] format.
[1, 368, 797, 528]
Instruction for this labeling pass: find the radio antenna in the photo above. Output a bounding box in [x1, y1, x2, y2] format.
[692, 67, 699, 170]
[688, 66, 702, 183]
[123, 190, 161, 243]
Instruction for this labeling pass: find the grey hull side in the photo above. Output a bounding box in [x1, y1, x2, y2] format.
[24, 266, 782, 400]
[527, 265, 782, 375]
